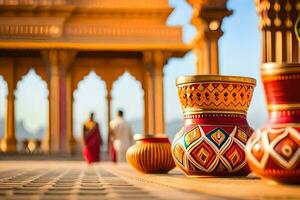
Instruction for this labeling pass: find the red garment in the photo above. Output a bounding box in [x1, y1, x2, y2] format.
[109, 142, 117, 163]
[83, 123, 102, 164]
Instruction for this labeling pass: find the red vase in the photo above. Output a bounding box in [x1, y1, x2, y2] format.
[172, 75, 256, 176]
[246, 63, 300, 184]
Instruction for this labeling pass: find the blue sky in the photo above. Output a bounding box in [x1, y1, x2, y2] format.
[0, 0, 268, 139]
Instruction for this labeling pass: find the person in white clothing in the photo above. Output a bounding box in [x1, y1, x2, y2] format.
[109, 110, 133, 162]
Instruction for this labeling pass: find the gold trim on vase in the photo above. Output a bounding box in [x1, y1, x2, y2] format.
[261, 63, 300, 76]
[133, 134, 168, 141]
[176, 75, 256, 86]
[262, 73, 300, 82]
[268, 104, 300, 111]
[183, 110, 247, 115]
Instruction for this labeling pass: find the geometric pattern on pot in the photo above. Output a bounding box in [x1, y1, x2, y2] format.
[172, 125, 248, 173]
[246, 127, 300, 170]
[177, 82, 254, 112]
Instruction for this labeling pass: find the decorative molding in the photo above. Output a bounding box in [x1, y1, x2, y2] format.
[65, 25, 181, 41]
[0, 0, 168, 8]
[0, 24, 61, 37]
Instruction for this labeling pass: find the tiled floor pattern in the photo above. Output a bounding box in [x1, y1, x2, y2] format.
[0, 165, 158, 200]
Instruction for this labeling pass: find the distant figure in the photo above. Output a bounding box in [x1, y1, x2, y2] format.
[110, 110, 133, 162]
[83, 113, 103, 164]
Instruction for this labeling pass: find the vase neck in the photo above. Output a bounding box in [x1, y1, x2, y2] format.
[183, 113, 248, 126]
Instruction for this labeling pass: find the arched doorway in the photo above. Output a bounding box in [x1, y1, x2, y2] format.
[15, 69, 48, 151]
[111, 72, 144, 135]
[73, 71, 108, 151]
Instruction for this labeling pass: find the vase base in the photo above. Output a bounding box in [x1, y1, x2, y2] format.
[250, 167, 300, 184]
[177, 165, 250, 177]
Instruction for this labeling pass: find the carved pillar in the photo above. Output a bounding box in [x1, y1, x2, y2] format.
[66, 71, 76, 154]
[153, 51, 165, 134]
[255, 0, 299, 63]
[142, 51, 166, 134]
[1, 58, 17, 152]
[188, 0, 232, 74]
[41, 50, 77, 154]
[143, 52, 155, 134]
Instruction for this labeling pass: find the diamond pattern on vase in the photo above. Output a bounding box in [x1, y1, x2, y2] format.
[247, 127, 300, 171]
[178, 82, 254, 112]
[246, 129, 269, 169]
[234, 128, 248, 145]
[173, 125, 252, 175]
[251, 140, 265, 163]
[189, 140, 216, 171]
[173, 143, 185, 165]
[206, 128, 229, 149]
[274, 137, 298, 162]
[184, 127, 201, 148]
[269, 127, 300, 169]
[224, 142, 245, 168]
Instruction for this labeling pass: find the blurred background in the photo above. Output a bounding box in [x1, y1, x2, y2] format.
[0, 0, 268, 148]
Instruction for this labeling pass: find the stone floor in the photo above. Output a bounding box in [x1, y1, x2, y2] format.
[0, 161, 299, 200]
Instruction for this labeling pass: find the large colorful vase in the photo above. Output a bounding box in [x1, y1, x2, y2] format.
[246, 63, 300, 184]
[172, 75, 256, 176]
[127, 134, 175, 174]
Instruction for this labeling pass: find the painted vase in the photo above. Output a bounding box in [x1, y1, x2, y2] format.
[126, 134, 175, 174]
[172, 75, 256, 176]
[246, 63, 300, 184]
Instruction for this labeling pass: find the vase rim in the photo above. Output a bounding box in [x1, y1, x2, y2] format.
[133, 134, 168, 141]
[176, 75, 256, 86]
[261, 62, 300, 75]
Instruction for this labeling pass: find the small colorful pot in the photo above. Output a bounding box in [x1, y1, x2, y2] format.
[172, 75, 256, 176]
[126, 134, 175, 173]
[246, 63, 300, 184]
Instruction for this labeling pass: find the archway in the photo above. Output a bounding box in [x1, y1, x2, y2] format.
[15, 69, 49, 149]
[111, 72, 144, 135]
[73, 71, 108, 149]
[0, 76, 7, 141]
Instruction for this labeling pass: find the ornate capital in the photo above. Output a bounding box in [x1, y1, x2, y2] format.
[255, 0, 299, 63]
[143, 51, 167, 76]
[41, 50, 77, 76]
[255, 0, 299, 31]
[188, 0, 232, 41]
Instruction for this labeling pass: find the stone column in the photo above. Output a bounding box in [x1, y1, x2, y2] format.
[1, 58, 17, 152]
[255, 0, 299, 63]
[153, 51, 165, 134]
[66, 71, 76, 154]
[188, 0, 232, 74]
[143, 52, 155, 135]
[41, 50, 77, 154]
[142, 51, 166, 135]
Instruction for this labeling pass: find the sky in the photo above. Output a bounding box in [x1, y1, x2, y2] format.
[0, 0, 268, 139]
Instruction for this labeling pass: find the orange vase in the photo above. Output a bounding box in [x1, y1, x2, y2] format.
[126, 134, 175, 174]
[172, 75, 256, 176]
[246, 63, 300, 184]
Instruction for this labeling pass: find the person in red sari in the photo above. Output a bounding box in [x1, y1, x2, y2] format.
[82, 113, 103, 164]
